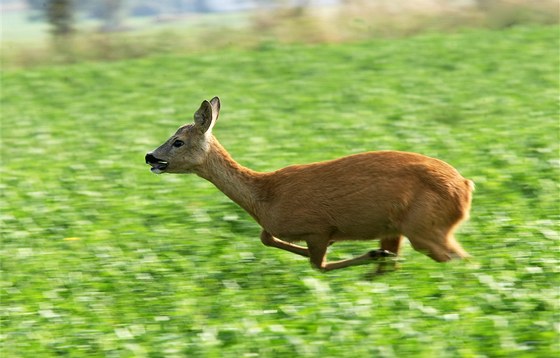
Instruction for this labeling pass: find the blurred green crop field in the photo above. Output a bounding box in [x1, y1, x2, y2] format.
[1, 25, 559, 357]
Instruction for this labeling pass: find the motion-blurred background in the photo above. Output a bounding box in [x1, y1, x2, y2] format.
[2, 1, 559, 357]
[2, 0, 558, 67]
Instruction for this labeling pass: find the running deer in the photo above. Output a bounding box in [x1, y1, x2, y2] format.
[146, 97, 474, 273]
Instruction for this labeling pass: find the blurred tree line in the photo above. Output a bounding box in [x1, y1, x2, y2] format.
[24, 0, 218, 36]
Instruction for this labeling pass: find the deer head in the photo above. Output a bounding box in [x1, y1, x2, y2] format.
[145, 97, 220, 174]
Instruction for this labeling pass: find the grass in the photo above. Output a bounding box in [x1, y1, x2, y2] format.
[1, 25, 559, 357]
[1, 0, 558, 69]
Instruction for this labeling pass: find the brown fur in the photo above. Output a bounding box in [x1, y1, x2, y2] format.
[146, 97, 473, 272]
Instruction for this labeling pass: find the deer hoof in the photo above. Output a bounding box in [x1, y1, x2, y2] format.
[368, 249, 396, 259]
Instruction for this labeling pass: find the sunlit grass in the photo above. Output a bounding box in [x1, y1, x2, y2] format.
[1, 25, 558, 356]
[1, 0, 558, 69]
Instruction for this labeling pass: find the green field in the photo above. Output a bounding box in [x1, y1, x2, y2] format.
[1, 25, 559, 357]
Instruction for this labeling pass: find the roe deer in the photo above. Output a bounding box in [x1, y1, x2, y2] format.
[146, 97, 474, 273]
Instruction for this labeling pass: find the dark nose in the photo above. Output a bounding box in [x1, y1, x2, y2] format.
[145, 153, 158, 164]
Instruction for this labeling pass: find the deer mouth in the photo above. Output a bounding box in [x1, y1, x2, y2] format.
[145, 153, 168, 174]
[150, 161, 168, 174]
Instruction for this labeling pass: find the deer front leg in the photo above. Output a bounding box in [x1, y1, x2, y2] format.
[307, 238, 395, 272]
[260, 230, 309, 257]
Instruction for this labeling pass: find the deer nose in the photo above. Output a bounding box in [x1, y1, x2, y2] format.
[145, 153, 158, 164]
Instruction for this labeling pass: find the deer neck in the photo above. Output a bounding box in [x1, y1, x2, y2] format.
[195, 137, 264, 221]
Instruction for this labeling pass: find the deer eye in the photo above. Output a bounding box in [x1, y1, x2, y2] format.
[172, 140, 184, 148]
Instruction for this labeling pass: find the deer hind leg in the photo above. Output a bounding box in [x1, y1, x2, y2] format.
[380, 236, 403, 255]
[375, 236, 403, 274]
[407, 229, 469, 262]
[403, 200, 470, 262]
[306, 237, 392, 272]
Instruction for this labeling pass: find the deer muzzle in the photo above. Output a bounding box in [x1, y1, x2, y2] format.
[145, 153, 168, 174]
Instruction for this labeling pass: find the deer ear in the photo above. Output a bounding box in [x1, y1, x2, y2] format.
[194, 100, 215, 133]
[209, 96, 220, 120]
